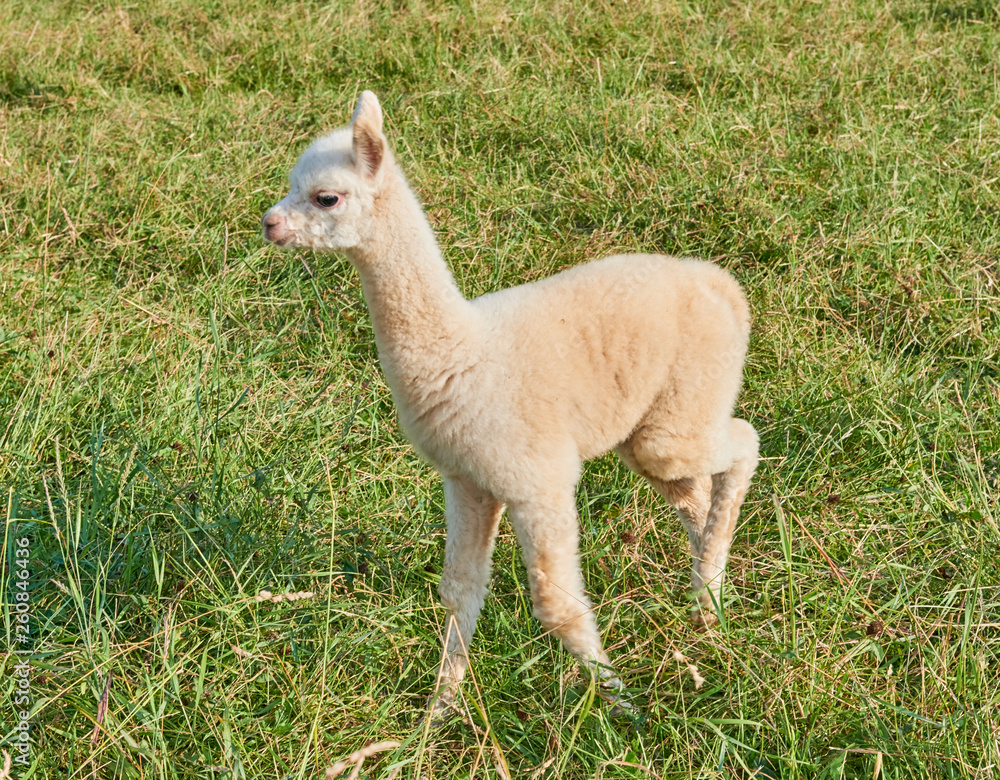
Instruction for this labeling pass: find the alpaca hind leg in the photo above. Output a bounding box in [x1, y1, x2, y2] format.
[508, 492, 626, 705]
[430, 475, 503, 720]
[617, 441, 713, 620]
[694, 418, 759, 625]
[617, 419, 758, 626]
[647, 475, 716, 620]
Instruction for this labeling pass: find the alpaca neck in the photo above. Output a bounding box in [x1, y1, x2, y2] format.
[347, 172, 477, 388]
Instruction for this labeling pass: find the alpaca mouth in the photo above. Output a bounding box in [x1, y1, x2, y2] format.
[263, 228, 293, 247]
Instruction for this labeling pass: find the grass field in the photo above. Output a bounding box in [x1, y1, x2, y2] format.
[2, 0, 1000, 777]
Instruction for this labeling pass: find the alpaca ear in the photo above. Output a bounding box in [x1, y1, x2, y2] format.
[351, 91, 385, 181]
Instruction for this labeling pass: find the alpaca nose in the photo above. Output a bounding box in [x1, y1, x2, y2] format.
[262, 210, 286, 242]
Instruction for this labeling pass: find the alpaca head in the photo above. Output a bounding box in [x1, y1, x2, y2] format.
[262, 91, 390, 252]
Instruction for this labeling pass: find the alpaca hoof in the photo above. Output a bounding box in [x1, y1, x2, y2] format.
[597, 681, 646, 727]
[422, 688, 460, 728]
[597, 677, 633, 713]
[606, 696, 636, 717]
[692, 609, 718, 630]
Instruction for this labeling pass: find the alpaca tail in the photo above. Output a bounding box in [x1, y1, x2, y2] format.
[707, 264, 752, 340]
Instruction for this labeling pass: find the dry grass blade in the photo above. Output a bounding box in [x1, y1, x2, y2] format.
[686, 664, 706, 690]
[90, 670, 113, 746]
[324, 741, 401, 780]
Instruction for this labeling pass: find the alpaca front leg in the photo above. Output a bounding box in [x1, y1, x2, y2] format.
[508, 494, 626, 706]
[430, 475, 503, 720]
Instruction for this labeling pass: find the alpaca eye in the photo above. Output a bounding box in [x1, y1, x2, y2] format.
[316, 194, 340, 208]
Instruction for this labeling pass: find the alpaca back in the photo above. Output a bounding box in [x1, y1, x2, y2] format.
[468, 254, 749, 461]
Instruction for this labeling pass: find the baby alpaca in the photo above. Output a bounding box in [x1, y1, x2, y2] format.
[262, 92, 758, 718]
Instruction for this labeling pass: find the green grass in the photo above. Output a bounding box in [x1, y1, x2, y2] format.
[2, 0, 999, 777]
